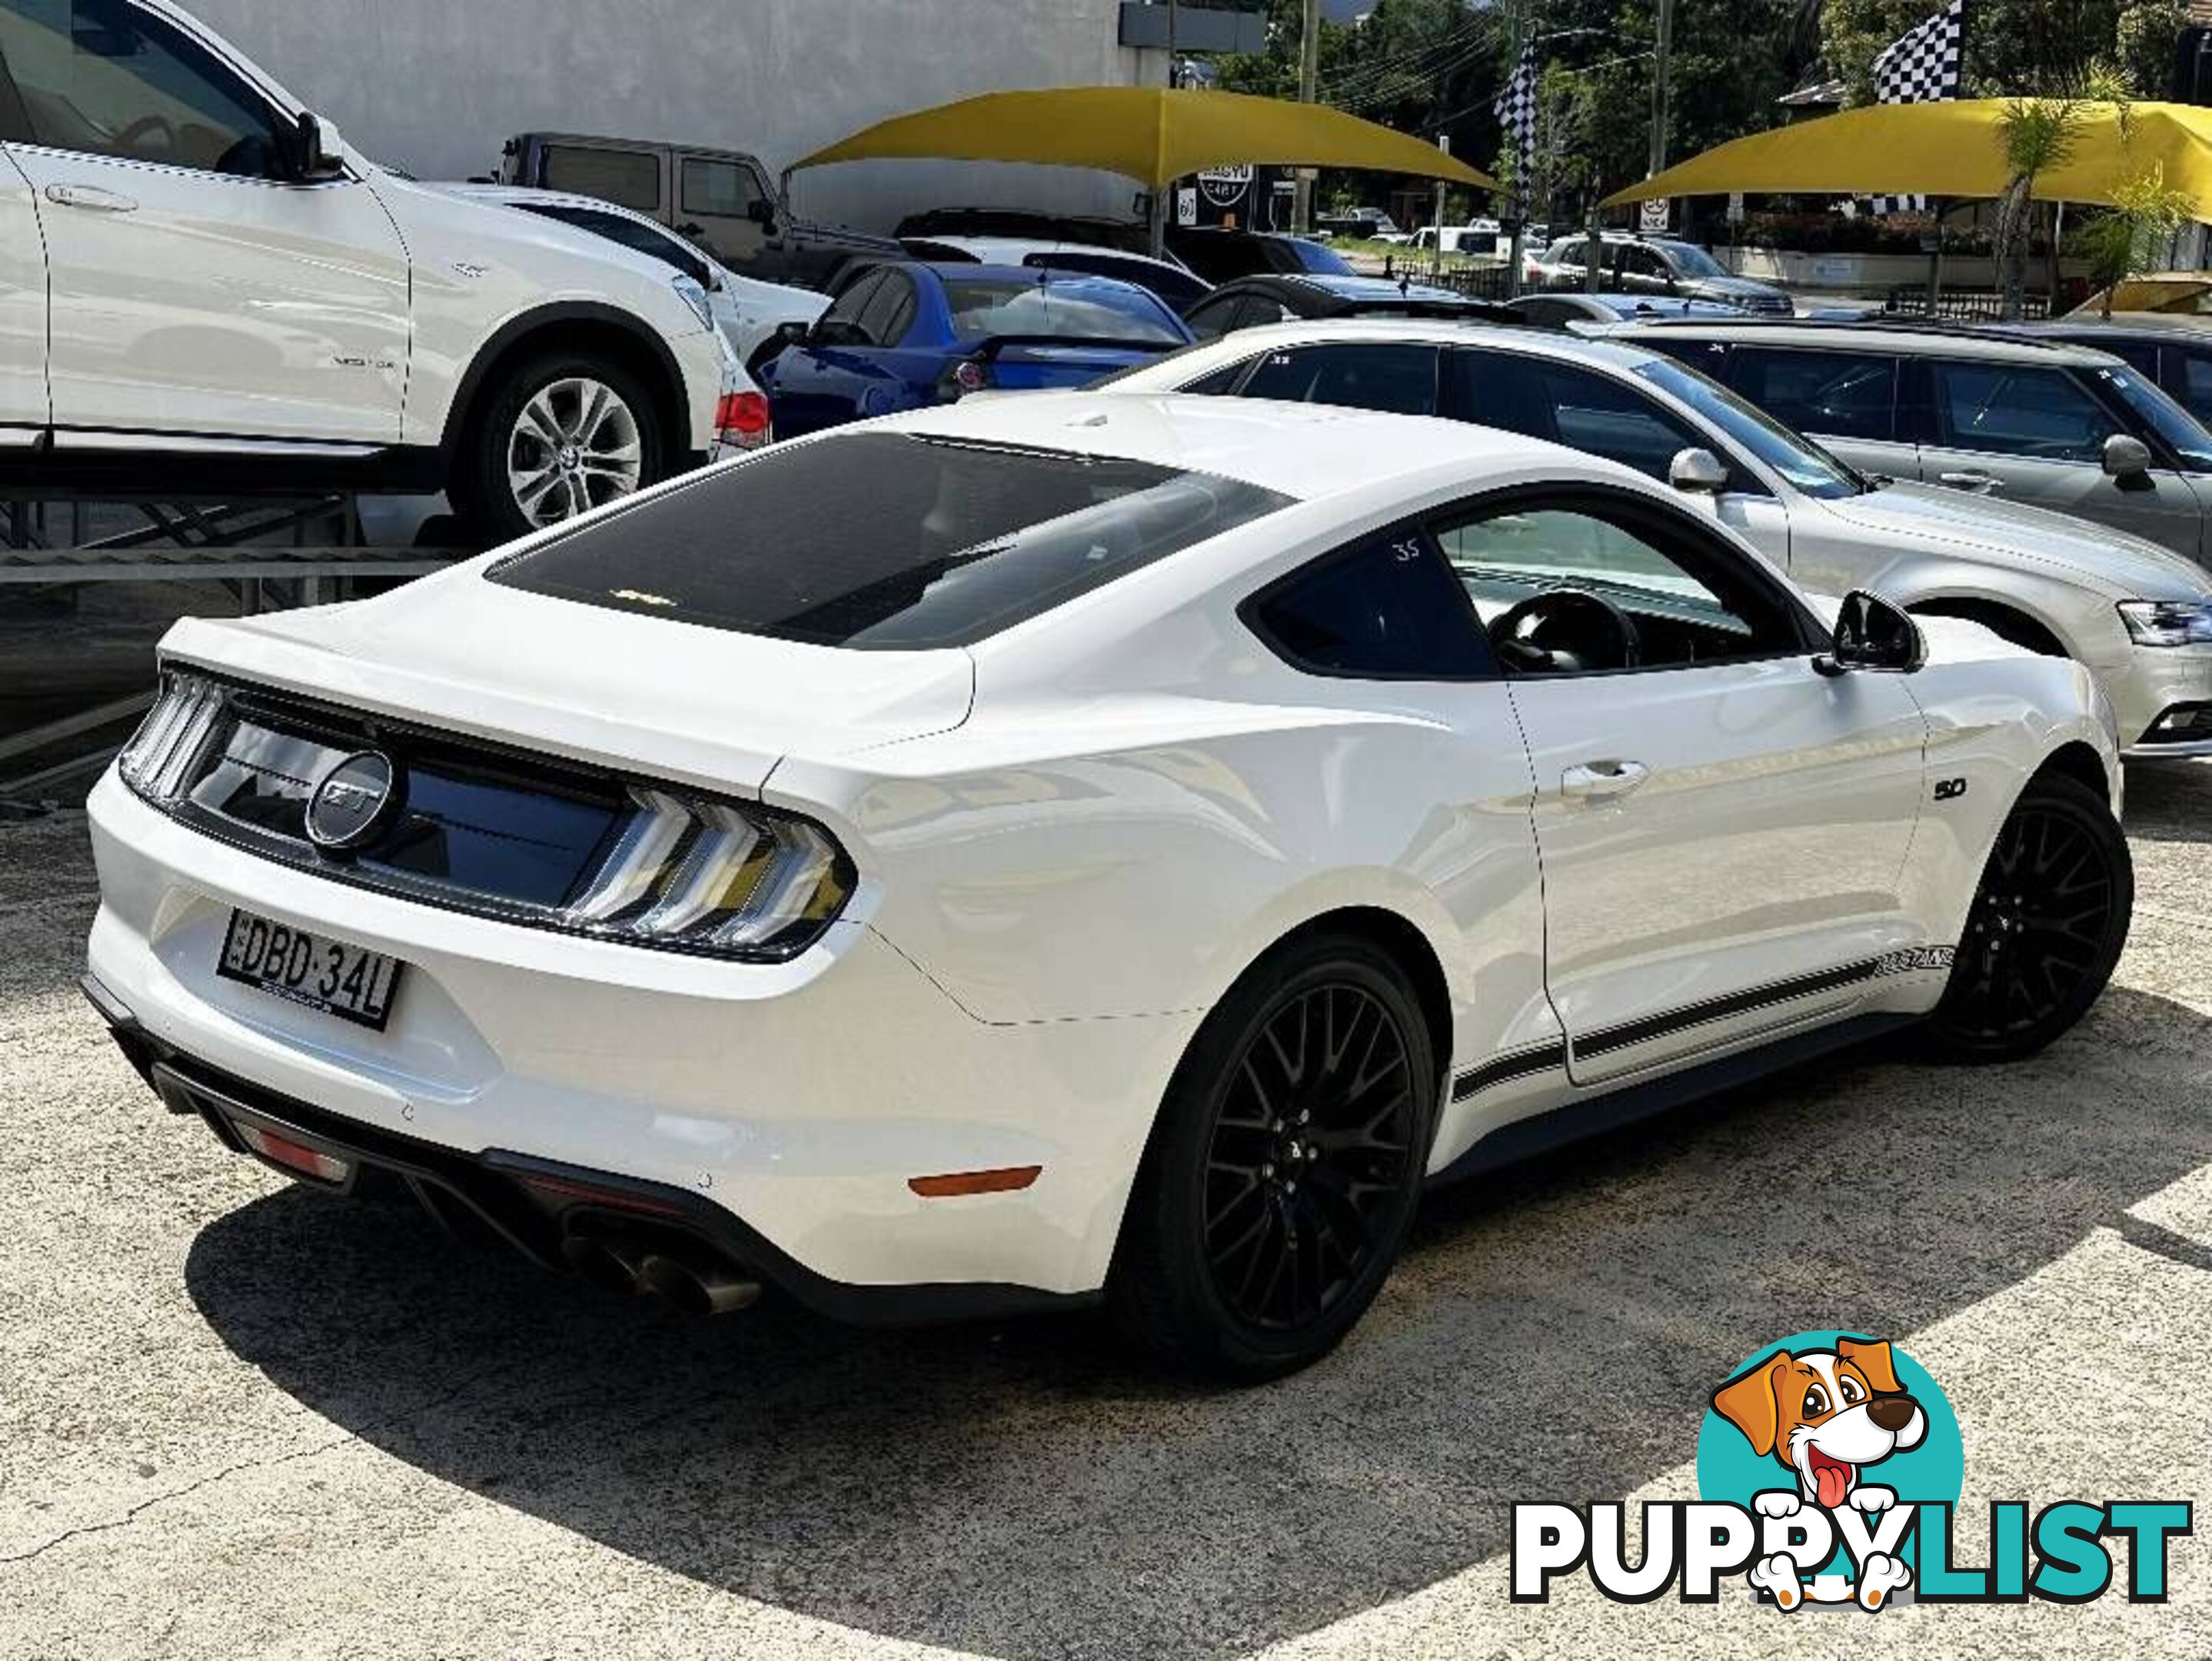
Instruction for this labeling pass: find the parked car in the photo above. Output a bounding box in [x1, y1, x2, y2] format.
[442, 183, 829, 377]
[757, 263, 1192, 438]
[1412, 221, 1502, 256]
[1103, 319, 2212, 757]
[1627, 319, 2212, 563]
[0, 0, 750, 540]
[1315, 208, 1402, 240]
[895, 207, 1152, 254]
[1508, 291, 1748, 328]
[1179, 274, 1518, 341]
[2005, 316, 2212, 428]
[1530, 233, 1793, 315]
[1168, 227, 1359, 283]
[85, 391, 2130, 1377]
[898, 235, 1210, 308]
[497, 131, 900, 291]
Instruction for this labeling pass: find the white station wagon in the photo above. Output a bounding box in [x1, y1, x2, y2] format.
[85, 395, 2131, 1376]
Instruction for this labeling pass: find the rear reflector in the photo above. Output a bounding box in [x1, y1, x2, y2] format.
[907, 1166, 1043, 1198]
[514, 1171, 690, 1218]
[717, 390, 772, 449]
[235, 1122, 351, 1184]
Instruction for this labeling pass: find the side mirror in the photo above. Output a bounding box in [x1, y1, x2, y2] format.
[745, 198, 780, 233]
[281, 112, 344, 183]
[2102, 433, 2153, 478]
[1668, 447, 1731, 494]
[1818, 590, 1926, 676]
[773, 319, 811, 349]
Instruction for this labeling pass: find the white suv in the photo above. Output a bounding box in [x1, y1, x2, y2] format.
[0, 0, 753, 538]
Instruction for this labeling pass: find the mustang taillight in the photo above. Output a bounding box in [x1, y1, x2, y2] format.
[118, 673, 227, 804]
[562, 787, 852, 959]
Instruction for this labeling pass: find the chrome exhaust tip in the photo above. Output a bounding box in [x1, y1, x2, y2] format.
[561, 1233, 647, 1295]
[637, 1253, 763, 1316]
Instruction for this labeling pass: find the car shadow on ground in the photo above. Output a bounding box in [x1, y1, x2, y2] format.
[2125, 760, 2212, 845]
[181, 979, 2212, 1661]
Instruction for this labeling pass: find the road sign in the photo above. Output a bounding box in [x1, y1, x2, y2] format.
[1639, 198, 1671, 234]
[1727, 191, 1745, 225]
[1176, 188, 1198, 227]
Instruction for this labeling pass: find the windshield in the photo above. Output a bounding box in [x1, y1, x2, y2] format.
[1632, 357, 1866, 500]
[487, 432, 1289, 649]
[1657, 241, 1727, 278]
[2092, 364, 2212, 470]
[942, 276, 1186, 345]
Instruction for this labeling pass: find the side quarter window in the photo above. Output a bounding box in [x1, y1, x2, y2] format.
[1728, 347, 1899, 443]
[1246, 529, 1495, 679]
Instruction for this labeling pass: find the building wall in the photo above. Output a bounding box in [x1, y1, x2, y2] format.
[182, 0, 1160, 231]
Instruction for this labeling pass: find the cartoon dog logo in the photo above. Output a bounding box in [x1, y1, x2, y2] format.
[1711, 1336, 1928, 1609]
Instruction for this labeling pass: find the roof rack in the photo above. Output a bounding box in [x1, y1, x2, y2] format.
[1625, 314, 2082, 348]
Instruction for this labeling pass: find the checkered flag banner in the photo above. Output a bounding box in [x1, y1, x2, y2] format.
[1871, 0, 1964, 211]
[1493, 42, 1538, 209]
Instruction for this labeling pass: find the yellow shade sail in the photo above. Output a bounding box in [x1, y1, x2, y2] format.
[1602, 98, 2212, 218]
[790, 86, 1499, 193]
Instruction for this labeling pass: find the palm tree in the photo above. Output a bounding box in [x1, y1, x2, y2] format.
[1992, 65, 2128, 318]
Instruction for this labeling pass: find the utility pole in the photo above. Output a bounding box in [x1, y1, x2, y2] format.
[1167, 0, 1179, 86]
[1648, 0, 1674, 177]
[1293, 0, 1320, 234]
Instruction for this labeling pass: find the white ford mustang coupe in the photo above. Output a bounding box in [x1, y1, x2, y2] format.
[82, 393, 2133, 1376]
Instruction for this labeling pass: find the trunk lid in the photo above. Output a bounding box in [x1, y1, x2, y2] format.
[158, 568, 976, 796]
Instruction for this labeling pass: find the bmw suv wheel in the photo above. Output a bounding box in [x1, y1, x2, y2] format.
[456, 352, 665, 544]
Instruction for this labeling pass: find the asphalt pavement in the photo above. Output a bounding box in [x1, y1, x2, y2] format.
[3, 763, 2208, 1660]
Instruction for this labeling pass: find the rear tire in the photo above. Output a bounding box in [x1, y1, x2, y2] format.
[451, 351, 666, 544]
[1924, 772, 2131, 1062]
[1110, 934, 1436, 1381]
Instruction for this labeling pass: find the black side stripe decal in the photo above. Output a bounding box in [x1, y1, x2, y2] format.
[1572, 959, 1883, 1061]
[1451, 957, 1898, 1100]
[1452, 1040, 1569, 1102]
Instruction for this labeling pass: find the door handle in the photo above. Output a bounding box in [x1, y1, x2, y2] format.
[1938, 469, 2000, 493]
[45, 184, 138, 213]
[1561, 760, 1651, 800]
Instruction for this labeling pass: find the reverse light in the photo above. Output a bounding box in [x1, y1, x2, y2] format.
[716, 389, 772, 449]
[118, 673, 226, 803]
[2118, 600, 2212, 647]
[561, 787, 853, 959]
[234, 1121, 351, 1184]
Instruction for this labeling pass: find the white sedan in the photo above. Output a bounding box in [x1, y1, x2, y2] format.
[83, 394, 2132, 1376]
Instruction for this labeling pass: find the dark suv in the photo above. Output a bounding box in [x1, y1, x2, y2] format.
[498, 131, 898, 291]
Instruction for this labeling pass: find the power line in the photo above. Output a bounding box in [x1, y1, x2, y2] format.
[1326, 29, 1504, 113]
[1319, 13, 1499, 102]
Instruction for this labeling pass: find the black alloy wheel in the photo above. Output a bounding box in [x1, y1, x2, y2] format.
[1202, 983, 1419, 1333]
[1928, 773, 2132, 1062]
[1112, 934, 1435, 1380]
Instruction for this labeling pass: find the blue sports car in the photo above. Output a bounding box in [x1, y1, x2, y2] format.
[758, 261, 1194, 438]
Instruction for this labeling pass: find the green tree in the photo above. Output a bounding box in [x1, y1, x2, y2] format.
[1819, 0, 2186, 101]
[2073, 164, 2196, 311]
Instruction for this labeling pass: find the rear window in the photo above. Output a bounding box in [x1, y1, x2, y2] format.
[486, 432, 1291, 649]
[942, 276, 1186, 345]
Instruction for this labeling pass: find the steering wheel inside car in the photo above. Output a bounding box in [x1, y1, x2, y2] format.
[111, 114, 178, 159]
[1489, 588, 1642, 674]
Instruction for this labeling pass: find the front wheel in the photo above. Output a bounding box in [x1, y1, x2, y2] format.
[1110, 935, 1435, 1380]
[1925, 772, 2132, 1062]
[452, 353, 666, 544]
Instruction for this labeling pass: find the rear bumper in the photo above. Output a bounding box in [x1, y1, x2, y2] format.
[84, 980, 1083, 1325]
[85, 771, 1198, 1310]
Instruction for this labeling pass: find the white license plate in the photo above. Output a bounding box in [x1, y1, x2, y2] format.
[218, 910, 403, 1031]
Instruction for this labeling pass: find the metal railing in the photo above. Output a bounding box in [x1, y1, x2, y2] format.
[1883, 286, 2051, 321]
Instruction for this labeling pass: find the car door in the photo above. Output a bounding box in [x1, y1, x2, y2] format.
[759, 267, 923, 436]
[0, 112, 45, 440]
[1432, 489, 1928, 1083]
[1615, 244, 1674, 296]
[674, 151, 771, 271]
[1446, 348, 1794, 564]
[0, 0, 408, 444]
[1917, 355, 2204, 552]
